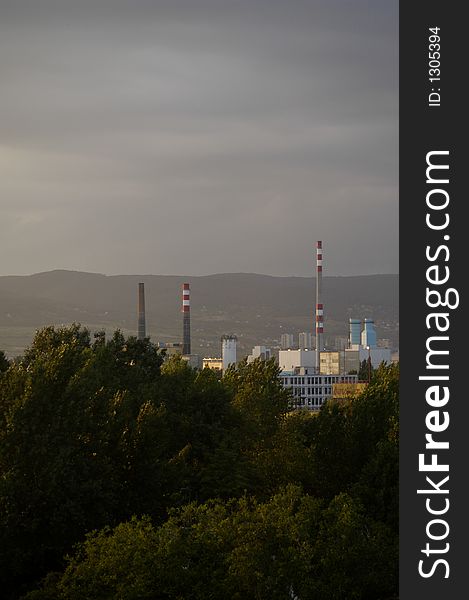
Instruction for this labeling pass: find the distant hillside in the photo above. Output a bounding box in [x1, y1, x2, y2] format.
[0, 270, 399, 358]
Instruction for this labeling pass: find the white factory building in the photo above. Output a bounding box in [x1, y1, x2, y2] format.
[278, 317, 391, 411]
[278, 349, 316, 372]
[280, 368, 358, 410]
[278, 349, 358, 410]
[247, 345, 272, 363]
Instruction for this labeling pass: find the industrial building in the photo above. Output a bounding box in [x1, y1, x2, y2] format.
[202, 335, 238, 374]
[131, 239, 394, 412]
[319, 350, 343, 375]
[345, 317, 391, 371]
[332, 382, 369, 401]
[279, 240, 342, 410]
[182, 354, 203, 369]
[280, 369, 358, 410]
[158, 341, 183, 357]
[278, 349, 316, 372]
[278, 349, 358, 409]
[247, 345, 271, 363]
[202, 357, 223, 372]
[277, 241, 391, 411]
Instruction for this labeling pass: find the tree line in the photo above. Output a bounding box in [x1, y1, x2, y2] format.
[0, 325, 398, 599]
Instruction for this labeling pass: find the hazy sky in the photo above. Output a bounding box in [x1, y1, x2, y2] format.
[0, 0, 398, 277]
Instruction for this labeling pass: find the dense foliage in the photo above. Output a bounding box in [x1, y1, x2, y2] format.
[0, 325, 398, 599]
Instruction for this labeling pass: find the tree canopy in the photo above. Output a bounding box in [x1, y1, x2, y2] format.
[0, 325, 399, 600]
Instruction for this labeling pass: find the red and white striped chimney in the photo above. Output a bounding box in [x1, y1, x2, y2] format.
[315, 241, 323, 370]
[182, 283, 191, 355]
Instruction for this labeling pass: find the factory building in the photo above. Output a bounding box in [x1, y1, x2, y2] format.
[158, 341, 183, 357]
[343, 348, 391, 375]
[279, 241, 358, 410]
[357, 346, 391, 369]
[361, 318, 377, 348]
[319, 351, 343, 375]
[278, 349, 316, 372]
[182, 354, 203, 369]
[276, 241, 398, 410]
[344, 349, 360, 374]
[345, 317, 391, 371]
[278, 348, 357, 410]
[332, 382, 369, 401]
[202, 357, 224, 372]
[348, 319, 361, 347]
[247, 345, 272, 363]
[132, 241, 394, 408]
[280, 369, 358, 410]
[202, 334, 238, 374]
[159, 342, 203, 369]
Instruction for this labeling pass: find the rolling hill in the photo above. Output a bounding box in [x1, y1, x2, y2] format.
[0, 270, 399, 358]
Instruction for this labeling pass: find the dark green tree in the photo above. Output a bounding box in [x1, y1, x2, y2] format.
[0, 325, 164, 598]
[308, 493, 397, 600]
[1, 330, 398, 600]
[311, 363, 399, 503]
[0, 350, 10, 374]
[25, 487, 321, 600]
[26, 485, 398, 600]
[357, 358, 371, 381]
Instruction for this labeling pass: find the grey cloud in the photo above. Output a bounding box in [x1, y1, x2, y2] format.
[0, 0, 398, 277]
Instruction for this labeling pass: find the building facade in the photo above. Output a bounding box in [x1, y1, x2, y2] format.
[202, 357, 223, 372]
[278, 349, 316, 372]
[319, 351, 343, 375]
[247, 345, 271, 363]
[280, 368, 358, 410]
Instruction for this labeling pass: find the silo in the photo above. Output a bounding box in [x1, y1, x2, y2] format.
[361, 318, 377, 348]
[349, 318, 361, 347]
[221, 335, 237, 370]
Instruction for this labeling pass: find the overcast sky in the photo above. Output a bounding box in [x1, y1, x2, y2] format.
[0, 0, 398, 277]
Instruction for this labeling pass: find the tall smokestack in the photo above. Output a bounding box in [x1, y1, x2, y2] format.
[182, 283, 191, 355]
[137, 282, 146, 341]
[315, 241, 323, 370]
